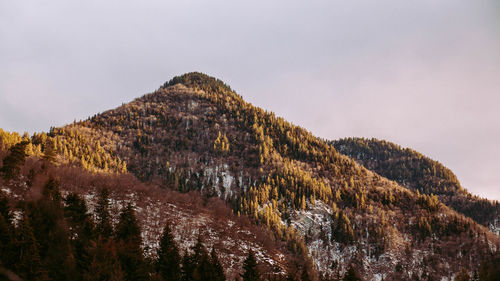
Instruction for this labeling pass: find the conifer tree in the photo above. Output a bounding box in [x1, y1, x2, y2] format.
[210, 247, 226, 281]
[190, 235, 211, 281]
[181, 235, 217, 281]
[42, 140, 57, 163]
[27, 177, 75, 281]
[64, 193, 95, 241]
[64, 193, 96, 280]
[240, 250, 261, 281]
[115, 203, 147, 281]
[181, 249, 195, 281]
[0, 140, 29, 179]
[0, 192, 14, 271]
[0, 214, 14, 270]
[0, 192, 14, 268]
[115, 204, 141, 243]
[15, 214, 48, 281]
[193, 250, 212, 281]
[156, 223, 181, 281]
[95, 188, 113, 239]
[331, 211, 354, 244]
[85, 239, 125, 281]
[0, 191, 12, 224]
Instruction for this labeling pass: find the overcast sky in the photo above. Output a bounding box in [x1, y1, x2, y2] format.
[1, 0, 499, 200]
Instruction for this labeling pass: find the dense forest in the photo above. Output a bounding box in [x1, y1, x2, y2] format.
[0, 137, 308, 281]
[1, 73, 499, 280]
[332, 138, 500, 230]
[0, 176, 262, 281]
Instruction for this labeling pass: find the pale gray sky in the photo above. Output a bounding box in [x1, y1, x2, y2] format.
[1, 1, 499, 200]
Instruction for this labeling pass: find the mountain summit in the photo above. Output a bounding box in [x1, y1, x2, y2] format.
[1, 72, 499, 280]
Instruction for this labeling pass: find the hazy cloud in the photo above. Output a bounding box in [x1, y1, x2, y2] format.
[1, 0, 499, 199]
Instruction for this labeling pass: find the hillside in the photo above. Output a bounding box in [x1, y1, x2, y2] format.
[332, 137, 500, 234]
[1, 72, 500, 280]
[0, 143, 295, 280]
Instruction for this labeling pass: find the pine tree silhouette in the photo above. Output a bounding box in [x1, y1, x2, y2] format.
[64, 193, 96, 280]
[0, 140, 29, 179]
[16, 214, 49, 281]
[240, 250, 261, 281]
[156, 223, 181, 281]
[210, 247, 225, 281]
[95, 188, 113, 240]
[115, 203, 147, 281]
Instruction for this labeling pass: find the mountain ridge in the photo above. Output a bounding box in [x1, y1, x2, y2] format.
[332, 137, 500, 233]
[1, 72, 499, 280]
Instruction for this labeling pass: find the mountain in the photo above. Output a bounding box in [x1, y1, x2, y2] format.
[1, 72, 499, 280]
[332, 137, 500, 234]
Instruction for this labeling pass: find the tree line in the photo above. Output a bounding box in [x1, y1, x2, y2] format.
[0, 179, 273, 281]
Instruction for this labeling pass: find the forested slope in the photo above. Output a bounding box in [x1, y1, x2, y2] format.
[0, 139, 296, 281]
[1, 73, 499, 280]
[333, 137, 500, 233]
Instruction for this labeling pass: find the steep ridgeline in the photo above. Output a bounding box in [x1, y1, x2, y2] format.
[332, 137, 500, 234]
[11, 72, 499, 280]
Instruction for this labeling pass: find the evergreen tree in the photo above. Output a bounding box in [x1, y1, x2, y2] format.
[331, 211, 354, 244]
[0, 191, 14, 268]
[26, 177, 75, 281]
[240, 250, 261, 281]
[181, 236, 217, 281]
[115, 203, 148, 281]
[115, 204, 141, 244]
[181, 249, 195, 281]
[0, 214, 14, 269]
[85, 238, 125, 281]
[0, 191, 12, 224]
[15, 214, 48, 281]
[0, 140, 29, 179]
[210, 247, 225, 281]
[42, 140, 57, 163]
[95, 188, 113, 239]
[64, 193, 96, 280]
[193, 250, 211, 281]
[156, 223, 181, 281]
[190, 235, 211, 281]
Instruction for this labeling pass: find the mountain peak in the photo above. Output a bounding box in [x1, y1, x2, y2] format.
[3, 73, 498, 280]
[162, 72, 234, 94]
